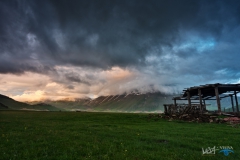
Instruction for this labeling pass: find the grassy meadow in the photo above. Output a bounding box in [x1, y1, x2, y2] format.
[0, 111, 239, 160]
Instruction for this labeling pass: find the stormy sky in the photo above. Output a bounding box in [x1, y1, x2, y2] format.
[1, 0, 240, 101]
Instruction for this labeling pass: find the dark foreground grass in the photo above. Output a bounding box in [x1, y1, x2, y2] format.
[0, 111, 239, 160]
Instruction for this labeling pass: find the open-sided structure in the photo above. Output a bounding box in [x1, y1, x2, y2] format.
[164, 83, 240, 115]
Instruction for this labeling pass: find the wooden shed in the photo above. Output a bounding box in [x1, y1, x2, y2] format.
[164, 83, 240, 115]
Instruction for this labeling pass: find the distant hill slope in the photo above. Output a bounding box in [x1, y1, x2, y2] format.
[44, 92, 174, 112]
[88, 92, 173, 112]
[0, 94, 60, 111]
[0, 102, 8, 109]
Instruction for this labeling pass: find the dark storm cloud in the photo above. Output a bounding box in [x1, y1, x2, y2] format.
[0, 0, 240, 84]
[65, 72, 90, 85]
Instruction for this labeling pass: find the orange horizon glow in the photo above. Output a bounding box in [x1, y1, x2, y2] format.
[0, 66, 137, 102]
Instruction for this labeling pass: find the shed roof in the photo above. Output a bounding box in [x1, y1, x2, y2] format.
[174, 83, 240, 100]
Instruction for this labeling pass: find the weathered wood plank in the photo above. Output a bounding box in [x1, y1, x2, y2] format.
[230, 95, 235, 112]
[234, 91, 239, 113]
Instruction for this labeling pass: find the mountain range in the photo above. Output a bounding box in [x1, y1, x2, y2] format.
[1, 92, 238, 112]
[41, 92, 174, 113]
[1, 92, 174, 112]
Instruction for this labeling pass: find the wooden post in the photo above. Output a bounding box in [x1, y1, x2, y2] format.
[164, 105, 167, 114]
[173, 98, 177, 113]
[174, 98, 177, 107]
[187, 91, 191, 108]
[234, 91, 239, 113]
[198, 89, 203, 113]
[230, 95, 235, 112]
[203, 99, 206, 111]
[214, 87, 221, 113]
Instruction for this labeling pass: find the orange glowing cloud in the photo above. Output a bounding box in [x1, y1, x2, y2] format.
[0, 65, 169, 102]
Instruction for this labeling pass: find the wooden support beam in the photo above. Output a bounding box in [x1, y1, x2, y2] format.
[220, 95, 231, 99]
[230, 95, 235, 112]
[164, 105, 168, 114]
[234, 91, 239, 113]
[191, 102, 203, 104]
[198, 89, 203, 113]
[203, 100, 206, 111]
[174, 99, 177, 108]
[204, 95, 216, 100]
[214, 87, 221, 113]
[187, 91, 191, 108]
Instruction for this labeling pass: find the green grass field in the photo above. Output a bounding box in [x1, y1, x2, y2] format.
[0, 111, 239, 160]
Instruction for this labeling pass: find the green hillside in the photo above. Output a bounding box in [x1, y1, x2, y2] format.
[43, 98, 92, 111]
[0, 94, 60, 111]
[89, 92, 172, 112]
[0, 102, 8, 109]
